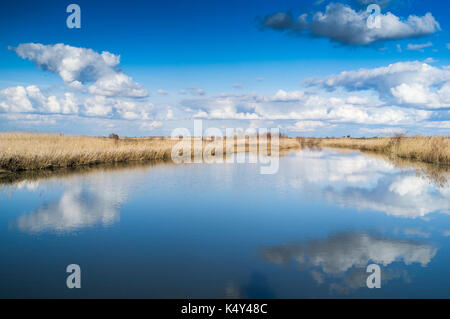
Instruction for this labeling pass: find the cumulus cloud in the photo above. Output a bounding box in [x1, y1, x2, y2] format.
[4, 42, 448, 134]
[169, 60, 447, 134]
[0, 85, 156, 120]
[83, 95, 154, 119]
[310, 61, 450, 108]
[11, 43, 148, 98]
[261, 3, 440, 45]
[0, 85, 78, 114]
[182, 90, 430, 127]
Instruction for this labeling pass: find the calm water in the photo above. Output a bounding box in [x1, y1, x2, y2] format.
[0, 149, 449, 298]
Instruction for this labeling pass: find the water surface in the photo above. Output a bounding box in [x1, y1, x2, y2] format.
[0, 149, 449, 298]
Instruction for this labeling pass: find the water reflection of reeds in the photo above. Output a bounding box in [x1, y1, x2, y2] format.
[299, 145, 449, 188]
[355, 150, 448, 188]
[0, 160, 172, 187]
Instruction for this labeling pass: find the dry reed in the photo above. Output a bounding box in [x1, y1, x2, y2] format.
[317, 136, 449, 166]
[0, 133, 300, 172]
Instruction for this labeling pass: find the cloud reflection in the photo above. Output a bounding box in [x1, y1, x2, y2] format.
[288, 150, 450, 218]
[13, 172, 131, 233]
[261, 232, 437, 294]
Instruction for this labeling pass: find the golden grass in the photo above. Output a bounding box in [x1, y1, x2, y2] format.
[314, 136, 450, 166]
[1, 132, 447, 174]
[0, 132, 300, 172]
[0, 133, 177, 172]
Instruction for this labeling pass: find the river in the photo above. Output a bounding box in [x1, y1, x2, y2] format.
[0, 148, 449, 298]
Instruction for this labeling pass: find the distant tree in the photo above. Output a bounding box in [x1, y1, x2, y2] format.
[109, 133, 119, 140]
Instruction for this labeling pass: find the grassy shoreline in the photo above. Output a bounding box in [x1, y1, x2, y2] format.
[307, 136, 449, 166]
[0, 133, 448, 174]
[0, 133, 299, 173]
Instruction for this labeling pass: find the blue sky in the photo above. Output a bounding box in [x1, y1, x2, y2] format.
[0, 0, 449, 136]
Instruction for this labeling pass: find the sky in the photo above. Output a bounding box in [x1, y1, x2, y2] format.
[0, 0, 449, 137]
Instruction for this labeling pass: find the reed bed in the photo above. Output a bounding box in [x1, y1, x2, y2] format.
[316, 136, 450, 166]
[0, 133, 300, 173]
[1, 133, 447, 174]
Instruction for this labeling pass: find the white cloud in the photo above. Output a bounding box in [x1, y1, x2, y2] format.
[403, 228, 430, 238]
[0, 85, 78, 114]
[262, 3, 440, 45]
[165, 108, 174, 120]
[182, 90, 430, 126]
[423, 57, 437, 64]
[0, 84, 155, 120]
[407, 42, 433, 51]
[424, 121, 450, 129]
[312, 61, 450, 108]
[3, 42, 448, 134]
[11, 43, 147, 98]
[0, 86, 34, 113]
[185, 88, 206, 96]
[83, 95, 113, 117]
[88, 73, 148, 97]
[157, 89, 169, 95]
[390, 83, 439, 105]
[287, 121, 327, 132]
[140, 121, 162, 131]
[115, 100, 153, 120]
[82, 95, 154, 119]
[271, 89, 305, 101]
[0, 113, 58, 126]
[360, 127, 405, 135]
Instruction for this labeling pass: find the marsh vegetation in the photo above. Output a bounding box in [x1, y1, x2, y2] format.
[0, 133, 448, 174]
